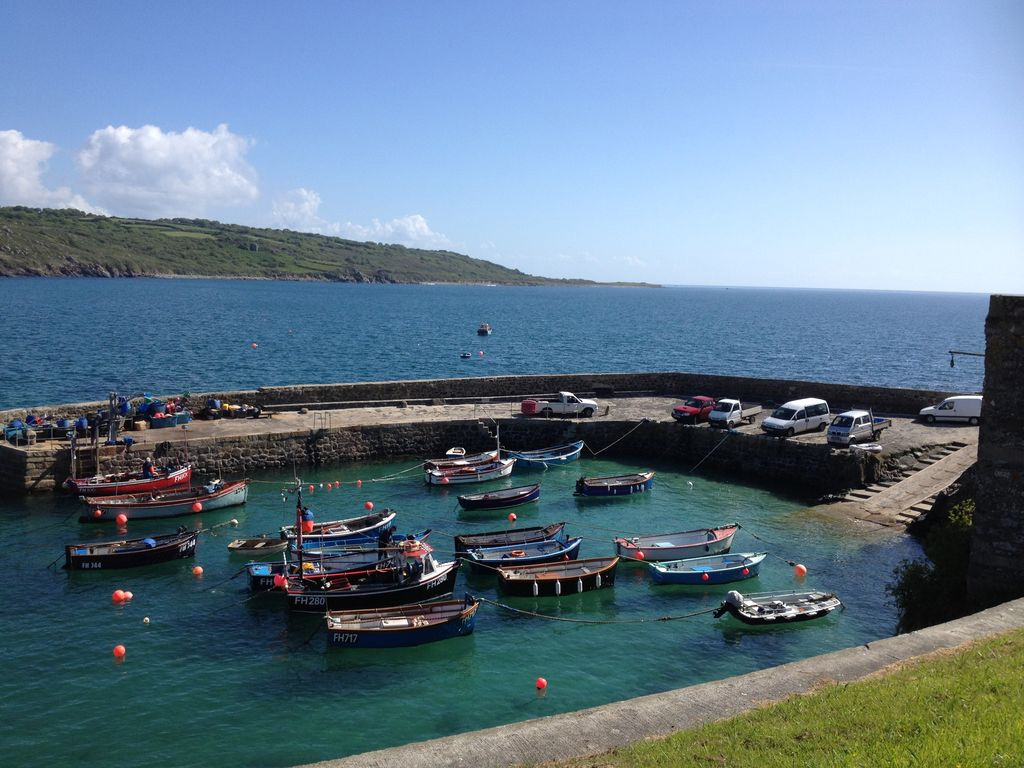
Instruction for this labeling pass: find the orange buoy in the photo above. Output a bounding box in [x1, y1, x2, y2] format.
[191, 502, 202, 512]
[123, 591, 134, 601]
[115, 513, 128, 525]
[308, 484, 314, 493]
[192, 565, 204, 576]
[535, 677, 547, 690]
[251, 342, 258, 349]
[112, 589, 126, 603]
[356, 479, 362, 488]
[364, 501, 374, 511]
[794, 563, 808, 578]
[701, 572, 710, 582]
[508, 513, 517, 523]
[113, 644, 126, 659]
[93, 508, 103, 518]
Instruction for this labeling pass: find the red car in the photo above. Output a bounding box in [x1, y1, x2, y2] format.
[671, 396, 716, 423]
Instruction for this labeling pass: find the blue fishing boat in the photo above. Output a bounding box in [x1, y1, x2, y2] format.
[325, 596, 480, 648]
[574, 471, 655, 497]
[279, 509, 397, 545]
[648, 552, 767, 585]
[453, 522, 566, 557]
[457, 483, 540, 511]
[464, 536, 582, 572]
[246, 547, 389, 591]
[505, 440, 584, 468]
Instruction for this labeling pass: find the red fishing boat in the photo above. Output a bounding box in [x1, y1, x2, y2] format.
[65, 464, 193, 497]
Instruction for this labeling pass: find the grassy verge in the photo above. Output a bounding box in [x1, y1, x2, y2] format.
[548, 629, 1024, 768]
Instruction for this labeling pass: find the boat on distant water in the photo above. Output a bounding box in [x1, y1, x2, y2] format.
[457, 483, 540, 511]
[424, 448, 500, 471]
[228, 535, 288, 555]
[614, 523, 739, 561]
[648, 552, 767, 585]
[477, 323, 492, 335]
[65, 463, 193, 497]
[505, 440, 584, 468]
[464, 536, 582, 572]
[325, 596, 479, 649]
[79, 478, 248, 522]
[574, 471, 654, 497]
[64, 528, 199, 570]
[425, 458, 515, 485]
[496, 556, 619, 597]
[453, 522, 565, 556]
[713, 589, 843, 625]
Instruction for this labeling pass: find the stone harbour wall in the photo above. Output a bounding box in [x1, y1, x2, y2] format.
[969, 295, 1024, 603]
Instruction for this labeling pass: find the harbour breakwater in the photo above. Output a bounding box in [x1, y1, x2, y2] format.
[0, 372, 957, 496]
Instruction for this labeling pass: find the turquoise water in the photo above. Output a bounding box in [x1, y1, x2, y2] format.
[0, 456, 920, 767]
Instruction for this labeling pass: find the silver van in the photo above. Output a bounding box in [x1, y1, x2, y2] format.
[919, 395, 982, 425]
[761, 397, 831, 437]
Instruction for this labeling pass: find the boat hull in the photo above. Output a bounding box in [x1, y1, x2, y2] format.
[574, 472, 654, 497]
[649, 552, 766, 585]
[457, 483, 540, 511]
[507, 440, 584, 468]
[453, 522, 565, 557]
[79, 480, 249, 522]
[497, 557, 619, 597]
[326, 599, 479, 648]
[713, 590, 843, 625]
[466, 537, 582, 572]
[285, 560, 460, 613]
[615, 524, 739, 562]
[64, 530, 199, 570]
[67, 465, 193, 497]
[425, 459, 515, 485]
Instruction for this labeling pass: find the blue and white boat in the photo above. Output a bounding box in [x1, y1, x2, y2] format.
[505, 440, 584, 469]
[464, 536, 583, 572]
[574, 471, 655, 497]
[279, 509, 397, 545]
[325, 596, 479, 648]
[649, 552, 767, 585]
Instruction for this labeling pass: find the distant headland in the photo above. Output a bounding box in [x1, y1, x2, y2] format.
[0, 207, 658, 287]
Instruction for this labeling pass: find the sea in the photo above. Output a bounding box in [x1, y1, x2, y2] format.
[0, 279, 989, 768]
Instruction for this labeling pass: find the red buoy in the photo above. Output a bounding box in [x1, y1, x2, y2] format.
[273, 574, 286, 588]
[113, 644, 126, 659]
[192, 565, 204, 576]
[741, 567, 750, 576]
[308, 484, 314, 493]
[123, 591, 134, 601]
[356, 479, 362, 488]
[508, 513, 517, 523]
[535, 677, 548, 690]
[112, 589, 126, 603]
[93, 508, 103, 518]
[115, 513, 128, 525]
[191, 502, 202, 512]
[635, 550, 645, 561]
[794, 563, 808, 578]
[364, 501, 374, 511]
[701, 572, 710, 582]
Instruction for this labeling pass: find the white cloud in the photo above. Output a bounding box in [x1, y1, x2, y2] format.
[272, 187, 452, 249]
[0, 129, 101, 212]
[77, 124, 258, 217]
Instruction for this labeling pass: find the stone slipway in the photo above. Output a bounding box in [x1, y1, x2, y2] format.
[296, 597, 1024, 768]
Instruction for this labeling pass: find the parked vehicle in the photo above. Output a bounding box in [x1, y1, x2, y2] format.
[707, 399, 762, 428]
[521, 392, 598, 418]
[919, 395, 983, 425]
[827, 410, 892, 447]
[761, 398, 830, 437]
[671, 396, 717, 423]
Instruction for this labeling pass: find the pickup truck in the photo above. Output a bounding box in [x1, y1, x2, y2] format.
[521, 391, 599, 418]
[671, 396, 716, 423]
[826, 410, 892, 447]
[707, 399, 762, 428]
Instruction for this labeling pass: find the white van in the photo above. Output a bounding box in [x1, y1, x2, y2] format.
[761, 397, 830, 437]
[919, 395, 982, 425]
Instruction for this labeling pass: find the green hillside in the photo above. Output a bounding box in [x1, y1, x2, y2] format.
[0, 206, 625, 285]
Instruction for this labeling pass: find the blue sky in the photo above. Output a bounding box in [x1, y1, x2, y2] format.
[2, 1, 1021, 292]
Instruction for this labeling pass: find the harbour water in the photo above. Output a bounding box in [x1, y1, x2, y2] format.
[0, 279, 988, 767]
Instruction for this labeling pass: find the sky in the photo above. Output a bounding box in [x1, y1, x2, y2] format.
[1, 1, 1022, 292]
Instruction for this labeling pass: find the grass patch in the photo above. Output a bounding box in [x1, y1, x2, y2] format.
[548, 629, 1024, 768]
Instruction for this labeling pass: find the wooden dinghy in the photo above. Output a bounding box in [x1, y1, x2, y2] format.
[464, 536, 582, 572]
[614, 523, 739, 562]
[649, 552, 767, 585]
[713, 589, 843, 625]
[425, 458, 516, 485]
[497, 556, 619, 597]
[505, 440, 584, 468]
[64, 528, 199, 570]
[574, 471, 654, 497]
[325, 596, 480, 649]
[457, 483, 540, 511]
[80, 479, 249, 522]
[453, 522, 565, 557]
[227, 535, 289, 555]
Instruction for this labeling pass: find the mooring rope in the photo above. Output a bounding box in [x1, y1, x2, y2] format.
[584, 418, 650, 457]
[477, 596, 718, 624]
[687, 429, 732, 474]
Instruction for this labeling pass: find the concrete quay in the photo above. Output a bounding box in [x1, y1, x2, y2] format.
[296, 597, 1024, 768]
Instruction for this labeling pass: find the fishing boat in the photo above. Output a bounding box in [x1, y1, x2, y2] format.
[497, 556, 619, 597]
[648, 552, 767, 585]
[325, 596, 480, 649]
[424, 448, 500, 470]
[279, 509, 397, 545]
[477, 323, 492, 335]
[614, 523, 739, 561]
[282, 543, 461, 613]
[453, 522, 566, 556]
[713, 589, 843, 625]
[79, 478, 249, 522]
[505, 440, 584, 468]
[464, 536, 582, 572]
[246, 545, 393, 591]
[227, 535, 289, 555]
[457, 483, 540, 511]
[65, 463, 193, 497]
[425, 458, 515, 485]
[574, 471, 655, 497]
[64, 528, 199, 570]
